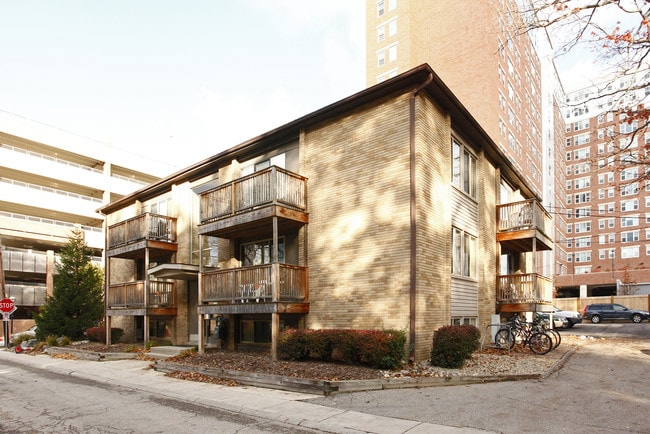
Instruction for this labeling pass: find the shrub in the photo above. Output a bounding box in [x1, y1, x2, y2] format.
[430, 325, 481, 369]
[308, 329, 335, 362]
[11, 334, 33, 347]
[358, 329, 407, 370]
[278, 328, 407, 369]
[46, 335, 59, 347]
[58, 336, 72, 347]
[278, 328, 310, 360]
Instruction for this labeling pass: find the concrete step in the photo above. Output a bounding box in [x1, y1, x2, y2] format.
[147, 345, 193, 359]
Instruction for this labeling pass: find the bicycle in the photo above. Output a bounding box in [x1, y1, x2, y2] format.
[494, 315, 554, 355]
[533, 316, 561, 350]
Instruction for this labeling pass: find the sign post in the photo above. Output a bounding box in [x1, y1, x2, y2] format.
[1, 298, 16, 349]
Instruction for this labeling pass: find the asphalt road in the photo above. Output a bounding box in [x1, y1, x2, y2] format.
[562, 321, 650, 339]
[306, 323, 650, 433]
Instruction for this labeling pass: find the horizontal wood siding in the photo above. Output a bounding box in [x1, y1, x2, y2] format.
[450, 278, 478, 316]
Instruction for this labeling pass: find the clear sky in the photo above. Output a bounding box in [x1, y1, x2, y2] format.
[0, 1, 365, 169]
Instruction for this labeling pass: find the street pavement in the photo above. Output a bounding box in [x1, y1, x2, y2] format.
[1, 327, 648, 434]
[0, 348, 490, 434]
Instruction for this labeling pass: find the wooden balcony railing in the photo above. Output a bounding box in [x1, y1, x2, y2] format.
[200, 166, 307, 224]
[497, 199, 552, 237]
[108, 213, 177, 249]
[201, 264, 307, 304]
[107, 280, 175, 308]
[496, 273, 552, 303]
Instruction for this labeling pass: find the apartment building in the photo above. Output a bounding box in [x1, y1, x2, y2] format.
[99, 65, 553, 361]
[558, 75, 650, 296]
[0, 112, 172, 328]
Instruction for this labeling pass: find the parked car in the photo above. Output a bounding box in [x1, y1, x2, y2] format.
[535, 312, 570, 329]
[14, 338, 38, 353]
[540, 306, 582, 328]
[582, 303, 650, 324]
[9, 325, 37, 345]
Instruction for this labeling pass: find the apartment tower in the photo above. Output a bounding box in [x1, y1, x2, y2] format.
[558, 76, 650, 296]
[366, 0, 545, 198]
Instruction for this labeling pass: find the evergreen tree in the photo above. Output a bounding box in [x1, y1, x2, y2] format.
[35, 229, 104, 340]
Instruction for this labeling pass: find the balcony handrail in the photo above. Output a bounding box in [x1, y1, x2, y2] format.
[5, 284, 47, 306]
[3, 250, 48, 273]
[107, 213, 177, 249]
[201, 263, 307, 303]
[199, 166, 307, 224]
[107, 280, 175, 308]
[497, 199, 552, 237]
[496, 273, 552, 303]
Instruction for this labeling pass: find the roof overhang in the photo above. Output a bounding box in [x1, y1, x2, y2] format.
[148, 263, 199, 280]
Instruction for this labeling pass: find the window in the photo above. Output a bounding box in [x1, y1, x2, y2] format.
[240, 238, 285, 266]
[621, 230, 639, 242]
[575, 236, 591, 248]
[377, 50, 386, 67]
[388, 18, 397, 36]
[574, 251, 591, 262]
[240, 320, 271, 343]
[377, 0, 385, 16]
[574, 177, 590, 189]
[621, 199, 639, 211]
[621, 246, 640, 258]
[452, 227, 477, 278]
[452, 139, 477, 198]
[388, 43, 397, 62]
[575, 265, 592, 274]
[621, 215, 638, 227]
[574, 222, 591, 233]
[451, 317, 477, 326]
[377, 25, 385, 42]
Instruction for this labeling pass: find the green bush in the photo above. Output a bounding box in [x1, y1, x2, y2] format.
[278, 328, 310, 360]
[430, 325, 481, 369]
[278, 328, 406, 369]
[58, 336, 71, 347]
[46, 335, 59, 347]
[359, 329, 407, 370]
[308, 329, 335, 362]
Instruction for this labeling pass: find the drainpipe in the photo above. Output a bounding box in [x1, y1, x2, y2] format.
[408, 72, 433, 362]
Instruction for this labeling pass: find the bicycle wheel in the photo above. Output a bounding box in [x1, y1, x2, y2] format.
[494, 328, 514, 350]
[528, 332, 552, 355]
[547, 329, 561, 349]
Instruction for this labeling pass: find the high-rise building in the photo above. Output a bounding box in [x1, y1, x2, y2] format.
[366, 0, 546, 198]
[0, 112, 174, 330]
[558, 74, 650, 296]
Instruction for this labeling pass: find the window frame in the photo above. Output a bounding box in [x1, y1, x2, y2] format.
[451, 138, 478, 199]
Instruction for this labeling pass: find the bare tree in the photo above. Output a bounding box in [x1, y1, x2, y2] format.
[520, 0, 650, 179]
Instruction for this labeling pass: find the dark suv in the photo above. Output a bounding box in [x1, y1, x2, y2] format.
[582, 303, 650, 324]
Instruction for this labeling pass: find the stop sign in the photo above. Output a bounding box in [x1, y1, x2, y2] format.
[0, 298, 15, 314]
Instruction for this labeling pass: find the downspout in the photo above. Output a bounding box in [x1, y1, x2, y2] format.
[408, 72, 433, 362]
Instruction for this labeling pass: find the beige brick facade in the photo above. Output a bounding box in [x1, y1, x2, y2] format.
[101, 65, 545, 361]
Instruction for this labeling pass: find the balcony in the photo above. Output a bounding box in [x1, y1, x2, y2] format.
[106, 280, 176, 315]
[5, 284, 47, 306]
[496, 273, 552, 312]
[199, 263, 308, 315]
[198, 166, 308, 238]
[2, 250, 47, 274]
[106, 213, 177, 260]
[496, 199, 553, 252]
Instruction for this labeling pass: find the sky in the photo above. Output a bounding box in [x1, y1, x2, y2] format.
[0, 1, 366, 170]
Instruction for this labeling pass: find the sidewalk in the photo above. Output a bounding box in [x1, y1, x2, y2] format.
[0, 348, 492, 434]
